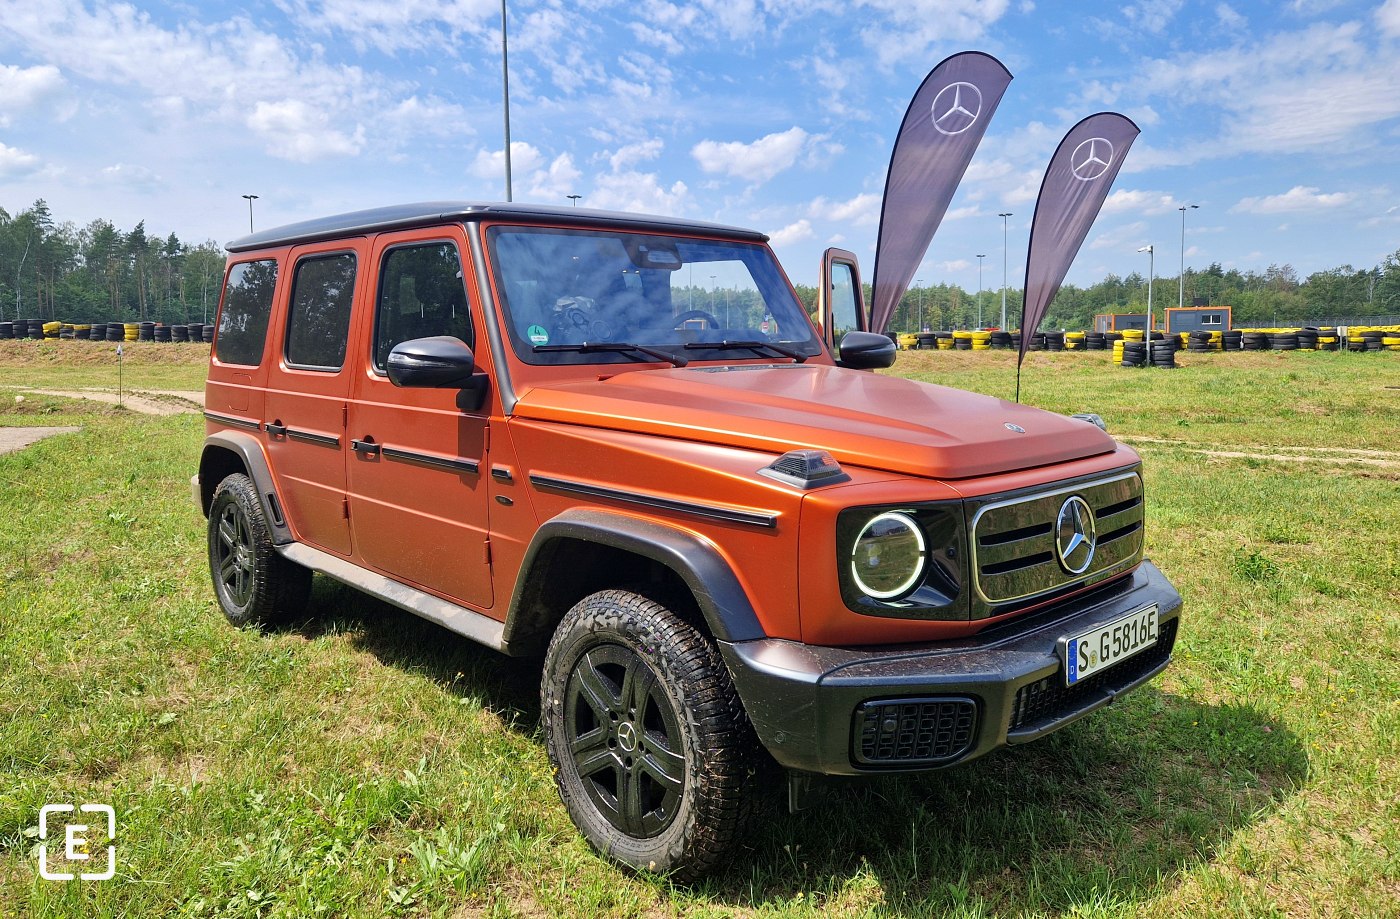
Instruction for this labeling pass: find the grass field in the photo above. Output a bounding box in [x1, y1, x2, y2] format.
[1, 340, 1398, 917]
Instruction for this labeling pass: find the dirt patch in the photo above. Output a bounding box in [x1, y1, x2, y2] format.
[18, 388, 202, 416]
[1120, 436, 1400, 469]
[0, 425, 81, 455]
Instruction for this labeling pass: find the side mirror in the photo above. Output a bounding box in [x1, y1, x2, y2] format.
[837, 330, 896, 370]
[386, 336, 477, 388]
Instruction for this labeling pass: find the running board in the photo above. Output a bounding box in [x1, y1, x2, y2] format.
[278, 542, 508, 653]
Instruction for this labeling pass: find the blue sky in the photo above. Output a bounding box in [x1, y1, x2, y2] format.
[1, 0, 1398, 289]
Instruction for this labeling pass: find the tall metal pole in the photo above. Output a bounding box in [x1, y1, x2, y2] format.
[501, 0, 513, 202]
[1178, 204, 1198, 310]
[916, 278, 923, 332]
[976, 254, 985, 329]
[242, 194, 258, 232]
[1139, 245, 1154, 336]
[998, 212, 1012, 330]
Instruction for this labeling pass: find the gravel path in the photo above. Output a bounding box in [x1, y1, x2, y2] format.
[0, 426, 82, 455]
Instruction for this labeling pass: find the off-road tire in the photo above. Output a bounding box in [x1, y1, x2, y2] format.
[541, 589, 758, 882]
[207, 473, 311, 628]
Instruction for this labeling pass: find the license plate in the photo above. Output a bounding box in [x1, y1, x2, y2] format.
[1062, 605, 1159, 685]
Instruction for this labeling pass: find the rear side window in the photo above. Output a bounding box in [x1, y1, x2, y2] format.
[214, 259, 278, 366]
[285, 252, 358, 370]
[373, 242, 472, 371]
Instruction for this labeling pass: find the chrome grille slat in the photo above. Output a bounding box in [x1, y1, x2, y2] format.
[970, 471, 1144, 609]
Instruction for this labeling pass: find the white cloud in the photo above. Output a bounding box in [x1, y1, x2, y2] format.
[768, 219, 814, 247]
[1101, 189, 1181, 216]
[609, 139, 663, 172]
[692, 127, 812, 184]
[99, 163, 161, 190]
[247, 100, 364, 161]
[812, 192, 881, 227]
[1088, 220, 1147, 251]
[277, 0, 497, 54]
[1215, 3, 1246, 29]
[525, 153, 583, 201]
[470, 142, 544, 181]
[470, 142, 581, 201]
[1379, 0, 1400, 37]
[1231, 185, 1354, 214]
[586, 171, 688, 215]
[855, 0, 1011, 68]
[0, 64, 66, 125]
[0, 141, 41, 178]
[941, 259, 971, 272]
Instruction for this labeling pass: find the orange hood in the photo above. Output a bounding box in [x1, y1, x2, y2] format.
[512, 363, 1115, 480]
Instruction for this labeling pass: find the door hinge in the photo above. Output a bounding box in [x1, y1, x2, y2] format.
[342, 497, 350, 519]
[483, 425, 491, 452]
[483, 538, 492, 567]
[342, 404, 349, 428]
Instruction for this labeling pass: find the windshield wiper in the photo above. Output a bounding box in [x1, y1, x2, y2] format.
[683, 340, 809, 363]
[534, 342, 688, 367]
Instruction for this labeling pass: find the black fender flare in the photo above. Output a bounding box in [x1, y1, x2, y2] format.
[503, 508, 766, 649]
[198, 430, 293, 545]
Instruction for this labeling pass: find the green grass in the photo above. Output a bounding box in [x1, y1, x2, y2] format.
[2, 348, 1398, 917]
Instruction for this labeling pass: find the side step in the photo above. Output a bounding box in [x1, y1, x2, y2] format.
[278, 542, 508, 653]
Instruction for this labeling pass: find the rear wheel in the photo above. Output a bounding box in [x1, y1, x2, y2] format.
[207, 473, 311, 627]
[541, 589, 758, 881]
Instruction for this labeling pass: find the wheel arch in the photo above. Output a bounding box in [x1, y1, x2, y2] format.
[502, 508, 766, 656]
[197, 431, 293, 545]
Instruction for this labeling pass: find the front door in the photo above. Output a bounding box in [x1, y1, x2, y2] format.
[346, 228, 494, 610]
[262, 243, 363, 557]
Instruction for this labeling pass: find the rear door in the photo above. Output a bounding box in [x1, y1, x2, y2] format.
[262, 242, 364, 557]
[345, 227, 495, 609]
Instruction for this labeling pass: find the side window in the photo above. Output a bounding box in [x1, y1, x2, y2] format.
[285, 252, 357, 370]
[214, 259, 277, 366]
[373, 242, 472, 371]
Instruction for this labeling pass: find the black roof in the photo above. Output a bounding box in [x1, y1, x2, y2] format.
[225, 201, 768, 252]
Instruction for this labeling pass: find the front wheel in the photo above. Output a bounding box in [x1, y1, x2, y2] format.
[207, 473, 311, 628]
[541, 589, 758, 881]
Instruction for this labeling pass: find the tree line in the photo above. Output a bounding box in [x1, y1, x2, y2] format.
[0, 200, 225, 326]
[3, 199, 1399, 331]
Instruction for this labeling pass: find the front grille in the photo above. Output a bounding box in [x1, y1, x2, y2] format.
[971, 471, 1145, 609]
[854, 697, 977, 766]
[1009, 616, 1178, 731]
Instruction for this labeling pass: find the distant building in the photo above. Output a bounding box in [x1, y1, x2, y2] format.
[1093, 313, 1151, 332]
[1164, 306, 1231, 334]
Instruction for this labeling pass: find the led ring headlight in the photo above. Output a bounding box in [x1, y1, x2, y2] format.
[850, 511, 927, 600]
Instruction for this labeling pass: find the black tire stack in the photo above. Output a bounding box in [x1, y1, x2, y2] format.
[138, 321, 155, 342]
[105, 323, 123, 342]
[154, 324, 172, 343]
[1085, 332, 1106, 350]
[1150, 338, 1177, 368]
[1223, 330, 1243, 350]
[1187, 330, 1213, 353]
[1295, 328, 1319, 350]
[990, 330, 1014, 349]
[1362, 330, 1386, 351]
[1269, 331, 1298, 350]
[0, 321, 12, 339]
[1120, 340, 1147, 367]
[1043, 330, 1065, 351]
[916, 332, 938, 350]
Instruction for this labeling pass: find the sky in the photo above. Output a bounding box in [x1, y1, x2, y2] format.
[1, 0, 1399, 291]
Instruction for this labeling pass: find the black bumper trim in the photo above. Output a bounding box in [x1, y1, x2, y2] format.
[718, 560, 1182, 776]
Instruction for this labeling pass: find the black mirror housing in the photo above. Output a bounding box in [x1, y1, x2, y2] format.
[386, 336, 478, 388]
[837, 330, 896, 370]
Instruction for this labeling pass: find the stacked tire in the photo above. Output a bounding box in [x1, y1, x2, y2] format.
[1223, 330, 1243, 350]
[1085, 332, 1106, 350]
[1270, 331, 1298, 350]
[1295, 328, 1319, 351]
[1118, 340, 1147, 367]
[990, 330, 1014, 349]
[1150, 339, 1177, 368]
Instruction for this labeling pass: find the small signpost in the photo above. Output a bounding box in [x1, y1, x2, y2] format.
[116, 343, 124, 404]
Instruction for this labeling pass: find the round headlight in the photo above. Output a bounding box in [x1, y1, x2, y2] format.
[850, 512, 927, 599]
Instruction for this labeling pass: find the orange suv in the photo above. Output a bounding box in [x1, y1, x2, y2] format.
[195, 202, 1181, 880]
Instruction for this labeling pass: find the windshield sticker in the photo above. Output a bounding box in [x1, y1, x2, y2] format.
[527, 324, 550, 345]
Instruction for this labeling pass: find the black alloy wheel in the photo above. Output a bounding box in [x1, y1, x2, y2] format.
[207, 473, 310, 627]
[542, 589, 758, 881]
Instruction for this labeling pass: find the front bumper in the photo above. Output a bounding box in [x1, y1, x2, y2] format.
[719, 560, 1182, 775]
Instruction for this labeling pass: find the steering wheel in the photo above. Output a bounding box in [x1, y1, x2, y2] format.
[554, 301, 613, 341]
[670, 309, 722, 329]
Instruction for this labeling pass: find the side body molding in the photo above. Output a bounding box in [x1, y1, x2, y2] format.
[197, 430, 294, 546]
[503, 508, 767, 651]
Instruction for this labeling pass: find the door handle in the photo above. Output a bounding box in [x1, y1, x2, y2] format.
[351, 438, 381, 456]
[264, 421, 287, 437]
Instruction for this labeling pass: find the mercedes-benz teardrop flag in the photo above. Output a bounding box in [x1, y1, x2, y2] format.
[869, 51, 1013, 334]
[1018, 112, 1140, 367]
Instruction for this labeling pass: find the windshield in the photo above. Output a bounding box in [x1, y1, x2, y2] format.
[486, 226, 822, 365]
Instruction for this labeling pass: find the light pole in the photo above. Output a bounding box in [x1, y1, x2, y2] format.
[1178, 204, 1198, 309]
[1138, 245, 1154, 335]
[501, 0, 513, 201]
[915, 278, 924, 332]
[976, 255, 986, 329]
[998, 212, 1012, 330]
[242, 194, 259, 232]
[566, 194, 581, 206]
